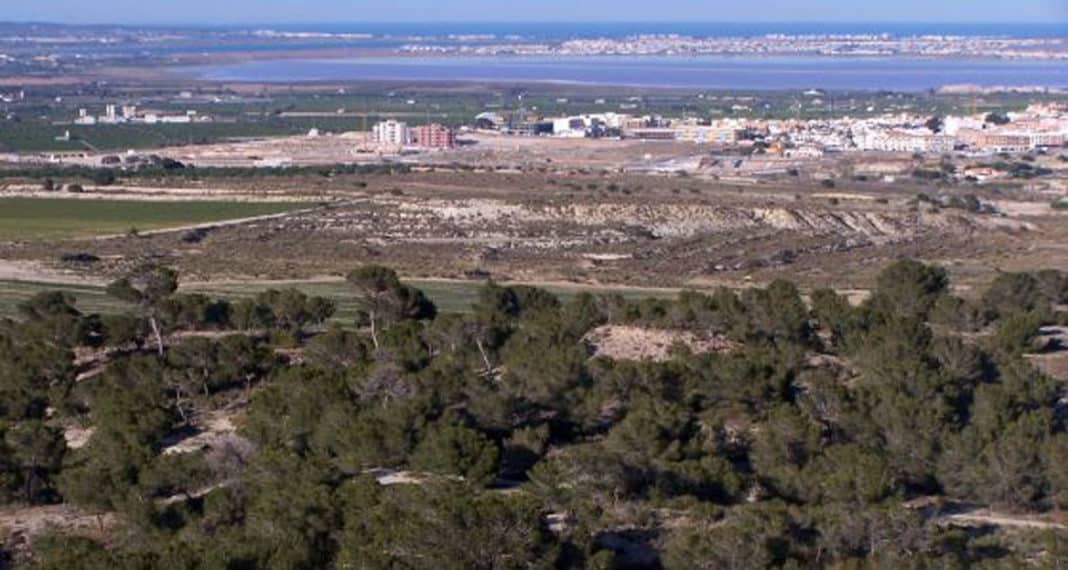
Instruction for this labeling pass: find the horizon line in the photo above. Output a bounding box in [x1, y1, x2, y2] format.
[1, 19, 1062, 27]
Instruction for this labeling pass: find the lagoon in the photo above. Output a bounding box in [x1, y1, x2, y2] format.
[193, 55, 1068, 91]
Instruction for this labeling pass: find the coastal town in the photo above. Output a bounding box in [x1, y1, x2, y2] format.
[2, 22, 1066, 80]
[470, 101, 1068, 155]
[401, 32, 1068, 60]
[13, 98, 1066, 180]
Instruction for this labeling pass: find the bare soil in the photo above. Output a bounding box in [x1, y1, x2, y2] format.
[584, 325, 737, 362]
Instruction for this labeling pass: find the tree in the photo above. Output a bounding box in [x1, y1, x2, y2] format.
[160, 293, 230, 330]
[1044, 435, 1068, 510]
[230, 298, 274, 331]
[950, 412, 1054, 511]
[304, 329, 370, 371]
[164, 337, 219, 422]
[106, 264, 179, 357]
[869, 258, 949, 321]
[983, 271, 1049, 319]
[1034, 269, 1068, 306]
[985, 112, 1011, 126]
[347, 265, 435, 349]
[98, 313, 147, 350]
[337, 483, 558, 570]
[91, 169, 116, 186]
[807, 444, 895, 506]
[929, 295, 986, 333]
[28, 535, 119, 569]
[91, 356, 178, 451]
[741, 280, 814, 346]
[750, 404, 822, 500]
[810, 288, 861, 348]
[259, 289, 303, 330]
[662, 502, 795, 570]
[0, 322, 77, 421]
[4, 420, 66, 503]
[17, 291, 85, 347]
[411, 423, 500, 486]
[242, 451, 341, 568]
[306, 295, 337, 328]
[215, 333, 273, 395]
[991, 312, 1043, 357]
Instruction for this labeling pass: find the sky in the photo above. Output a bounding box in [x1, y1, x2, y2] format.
[3, 0, 1066, 25]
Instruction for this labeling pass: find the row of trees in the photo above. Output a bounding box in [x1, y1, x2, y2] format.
[2, 260, 1066, 568]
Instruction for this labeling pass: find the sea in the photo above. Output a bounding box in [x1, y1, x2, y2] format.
[185, 22, 1068, 91]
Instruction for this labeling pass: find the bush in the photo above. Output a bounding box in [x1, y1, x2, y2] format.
[411, 423, 500, 486]
[180, 227, 210, 244]
[59, 252, 100, 264]
[991, 312, 1043, 356]
[91, 170, 116, 186]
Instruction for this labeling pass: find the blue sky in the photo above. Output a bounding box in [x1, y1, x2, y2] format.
[4, 0, 1066, 25]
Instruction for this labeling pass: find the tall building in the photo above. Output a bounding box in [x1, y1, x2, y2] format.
[411, 123, 456, 148]
[372, 120, 410, 146]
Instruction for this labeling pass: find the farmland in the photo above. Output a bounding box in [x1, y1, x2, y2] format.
[0, 279, 130, 318]
[0, 117, 361, 153]
[0, 197, 305, 240]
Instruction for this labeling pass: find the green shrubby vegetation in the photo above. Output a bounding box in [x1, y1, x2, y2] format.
[0, 261, 1066, 567]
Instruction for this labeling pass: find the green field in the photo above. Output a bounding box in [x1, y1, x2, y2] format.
[0, 278, 679, 320]
[0, 117, 361, 153]
[0, 280, 132, 319]
[0, 198, 305, 240]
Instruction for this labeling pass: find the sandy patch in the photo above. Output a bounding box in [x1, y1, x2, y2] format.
[584, 325, 737, 362]
[0, 504, 115, 542]
[0, 260, 100, 285]
[162, 411, 240, 456]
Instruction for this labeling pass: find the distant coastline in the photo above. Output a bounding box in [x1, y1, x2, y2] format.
[2, 21, 1064, 86]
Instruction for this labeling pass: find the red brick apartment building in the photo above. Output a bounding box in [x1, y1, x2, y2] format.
[411, 123, 456, 148]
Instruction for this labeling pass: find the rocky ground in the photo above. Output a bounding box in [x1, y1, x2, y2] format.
[0, 168, 1065, 293]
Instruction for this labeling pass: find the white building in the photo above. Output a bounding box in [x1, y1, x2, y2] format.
[373, 120, 410, 146]
[550, 114, 627, 138]
[73, 108, 97, 125]
[855, 129, 954, 153]
[785, 146, 825, 159]
[943, 116, 983, 136]
[552, 117, 589, 138]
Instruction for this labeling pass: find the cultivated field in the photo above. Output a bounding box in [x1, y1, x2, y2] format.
[0, 197, 305, 240]
[0, 279, 130, 318]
